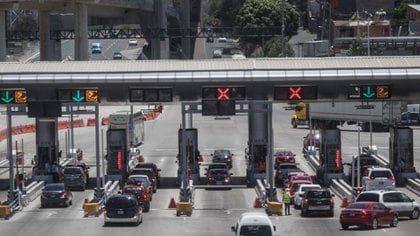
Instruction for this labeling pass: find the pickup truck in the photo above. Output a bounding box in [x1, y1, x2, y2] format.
[275, 163, 301, 186]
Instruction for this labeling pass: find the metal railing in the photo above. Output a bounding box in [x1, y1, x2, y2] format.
[406, 179, 420, 196]
[21, 181, 45, 207]
[330, 179, 352, 199]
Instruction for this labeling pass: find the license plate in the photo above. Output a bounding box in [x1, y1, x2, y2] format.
[349, 213, 355, 216]
[216, 182, 223, 185]
[379, 182, 384, 185]
[309, 205, 329, 210]
[117, 210, 124, 214]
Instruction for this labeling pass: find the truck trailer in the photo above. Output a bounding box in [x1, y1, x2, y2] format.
[291, 101, 405, 131]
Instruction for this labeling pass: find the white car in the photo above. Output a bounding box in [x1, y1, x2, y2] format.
[362, 167, 395, 191]
[128, 39, 138, 46]
[231, 212, 276, 236]
[294, 184, 321, 209]
[218, 37, 227, 43]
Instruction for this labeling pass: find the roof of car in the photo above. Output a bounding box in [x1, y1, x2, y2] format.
[298, 184, 321, 189]
[367, 167, 391, 171]
[238, 212, 273, 225]
[359, 190, 401, 194]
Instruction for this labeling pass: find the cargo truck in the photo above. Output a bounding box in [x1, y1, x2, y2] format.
[291, 101, 405, 131]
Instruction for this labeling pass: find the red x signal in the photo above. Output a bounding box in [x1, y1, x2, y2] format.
[217, 88, 230, 100]
[288, 87, 302, 100]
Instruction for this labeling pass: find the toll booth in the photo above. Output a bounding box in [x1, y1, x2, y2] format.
[177, 128, 200, 185]
[106, 129, 129, 182]
[246, 104, 269, 186]
[318, 129, 344, 185]
[389, 127, 417, 185]
[32, 118, 60, 183]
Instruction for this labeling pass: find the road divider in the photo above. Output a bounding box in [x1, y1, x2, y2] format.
[406, 178, 420, 196]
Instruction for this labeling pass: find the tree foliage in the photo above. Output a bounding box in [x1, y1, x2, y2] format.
[393, 0, 410, 20]
[263, 36, 294, 57]
[346, 38, 365, 56]
[208, 0, 245, 26]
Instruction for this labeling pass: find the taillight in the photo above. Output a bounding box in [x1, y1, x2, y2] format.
[208, 176, 214, 181]
[62, 192, 68, 198]
[142, 193, 148, 201]
[277, 170, 282, 174]
[330, 197, 334, 204]
[368, 176, 375, 180]
[150, 177, 156, 182]
[41, 192, 45, 198]
[225, 176, 231, 182]
[388, 176, 395, 180]
[304, 198, 308, 204]
[361, 210, 368, 216]
[104, 209, 108, 216]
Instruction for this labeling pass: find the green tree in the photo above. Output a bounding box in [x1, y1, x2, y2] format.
[208, 0, 245, 26]
[346, 38, 365, 56]
[263, 36, 294, 57]
[393, 0, 411, 20]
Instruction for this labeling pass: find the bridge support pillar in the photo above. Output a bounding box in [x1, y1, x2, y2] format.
[151, 0, 169, 59]
[0, 10, 6, 62]
[180, 0, 191, 59]
[74, 3, 88, 61]
[38, 11, 62, 61]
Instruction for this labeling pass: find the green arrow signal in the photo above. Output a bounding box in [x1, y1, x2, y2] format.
[362, 86, 375, 98]
[72, 90, 85, 102]
[1, 91, 14, 104]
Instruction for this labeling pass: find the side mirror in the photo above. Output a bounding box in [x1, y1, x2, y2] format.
[230, 173, 233, 175]
[157, 169, 161, 172]
[231, 226, 236, 232]
[273, 226, 276, 231]
[299, 193, 304, 197]
[331, 194, 335, 197]
[211, 154, 214, 156]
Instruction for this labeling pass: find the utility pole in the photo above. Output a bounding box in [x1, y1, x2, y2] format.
[281, 0, 285, 57]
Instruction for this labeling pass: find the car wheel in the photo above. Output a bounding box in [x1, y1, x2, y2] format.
[328, 210, 334, 217]
[41, 203, 45, 208]
[144, 204, 150, 212]
[301, 209, 307, 217]
[341, 224, 349, 230]
[371, 218, 378, 230]
[411, 208, 419, 219]
[292, 119, 297, 128]
[390, 215, 398, 227]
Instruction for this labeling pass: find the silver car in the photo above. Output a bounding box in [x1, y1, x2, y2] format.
[362, 167, 395, 191]
[356, 190, 420, 219]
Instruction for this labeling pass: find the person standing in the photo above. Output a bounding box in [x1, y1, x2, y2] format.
[283, 188, 291, 216]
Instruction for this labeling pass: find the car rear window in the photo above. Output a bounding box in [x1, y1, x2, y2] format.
[44, 184, 65, 191]
[347, 203, 370, 209]
[210, 169, 228, 175]
[279, 164, 298, 169]
[107, 197, 136, 208]
[239, 225, 272, 236]
[64, 168, 82, 174]
[306, 190, 330, 198]
[371, 170, 392, 178]
[356, 193, 379, 202]
[301, 186, 320, 192]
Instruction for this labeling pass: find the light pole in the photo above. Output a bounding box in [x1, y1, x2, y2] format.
[281, 0, 285, 57]
[367, 19, 372, 56]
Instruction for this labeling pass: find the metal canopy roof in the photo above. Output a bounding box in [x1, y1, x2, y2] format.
[1, 56, 420, 83]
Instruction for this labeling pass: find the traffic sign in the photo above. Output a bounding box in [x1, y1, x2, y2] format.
[0, 89, 28, 104]
[129, 87, 172, 102]
[56, 88, 100, 102]
[274, 85, 317, 100]
[348, 85, 391, 99]
[202, 86, 245, 100]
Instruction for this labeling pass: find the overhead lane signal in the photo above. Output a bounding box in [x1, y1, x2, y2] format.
[0, 89, 27, 104]
[274, 85, 317, 101]
[57, 88, 100, 103]
[201, 86, 245, 116]
[348, 85, 391, 99]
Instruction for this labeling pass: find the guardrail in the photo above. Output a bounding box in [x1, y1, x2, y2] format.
[255, 179, 266, 205]
[362, 146, 389, 167]
[406, 178, 420, 196]
[330, 179, 352, 199]
[0, 159, 8, 167]
[307, 153, 321, 171]
[21, 181, 45, 207]
[102, 181, 119, 206]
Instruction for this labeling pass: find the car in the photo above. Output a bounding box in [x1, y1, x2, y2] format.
[66, 161, 90, 184]
[275, 163, 301, 186]
[355, 190, 420, 219]
[104, 194, 143, 226]
[340, 202, 398, 230]
[206, 168, 232, 187]
[113, 52, 123, 60]
[128, 39, 138, 46]
[62, 166, 87, 190]
[129, 168, 158, 193]
[204, 162, 229, 176]
[289, 174, 312, 184]
[91, 42, 101, 54]
[122, 185, 151, 212]
[126, 174, 153, 200]
[274, 149, 296, 168]
[294, 184, 321, 209]
[349, 153, 379, 184]
[134, 162, 161, 186]
[41, 183, 73, 208]
[401, 111, 419, 125]
[302, 132, 321, 155]
[231, 212, 276, 236]
[213, 49, 222, 58]
[288, 179, 314, 204]
[362, 167, 395, 191]
[301, 189, 334, 217]
[218, 37, 227, 43]
[211, 149, 233, 169]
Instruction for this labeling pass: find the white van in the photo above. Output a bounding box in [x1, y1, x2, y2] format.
[231, 212, 276, 236]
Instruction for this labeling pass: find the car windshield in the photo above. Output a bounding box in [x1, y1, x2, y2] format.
[44, 184, 65, 191]
[63, 168, 81, 174]
[371, 170, 392, 178]
[214, 150, 230, 156]
[278, 164, 298, 169]
[239, 225, 272, 236]
[123, 188, 143, 195]
[306, 190, 330, 198]
[347, 203, 370, 209]
[356, 193, 379, 202]
[106, 197, 136, 208]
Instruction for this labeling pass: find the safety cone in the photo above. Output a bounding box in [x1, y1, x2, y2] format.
[168, 197, 176, 209]
[340, 197, 350, 208]
[253, 198, 263, 208]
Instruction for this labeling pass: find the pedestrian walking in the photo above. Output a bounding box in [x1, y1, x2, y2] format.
[283, 188, 291, 216]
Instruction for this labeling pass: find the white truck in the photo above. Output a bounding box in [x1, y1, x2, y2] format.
[291, 101, 406, 131]
[109, 111, 145, 147]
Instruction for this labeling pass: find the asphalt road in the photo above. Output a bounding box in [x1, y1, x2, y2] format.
[0, 104, 419, 235]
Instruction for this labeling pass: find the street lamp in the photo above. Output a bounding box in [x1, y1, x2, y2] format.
[367, 19, 372, 56]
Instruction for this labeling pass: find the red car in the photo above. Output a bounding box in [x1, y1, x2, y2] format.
[340, 202, 398, 230]
[122, 185, 151, 212]
[289, 174, 313, 184]
[274, 149, 296, 168]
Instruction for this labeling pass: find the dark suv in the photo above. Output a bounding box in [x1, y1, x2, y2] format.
[122, 185, 151, 212]
[349, 154, 379, 184]
[104, 194, 143, 226]
[301, 189, 334, 217]
[211, 149, 233, 169]
[130, 168, 158, 193]
[134, 163, 161, 186]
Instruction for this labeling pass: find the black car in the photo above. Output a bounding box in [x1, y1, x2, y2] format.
[275, 163, 301, 186]
[349, 154, 379, 183]
[66, 162, 90, 183]
[104, 194, 143, 226]
[211, 149, 233, 169]
[41, 183, 73, 208]
[204, 163, 229, 176]
[206, 168, 232, 187]
[134, 163, 161, 186]
[130, 168, 158, 193]
[301, 189, 334, 217]
[113, 52, 123, 60]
